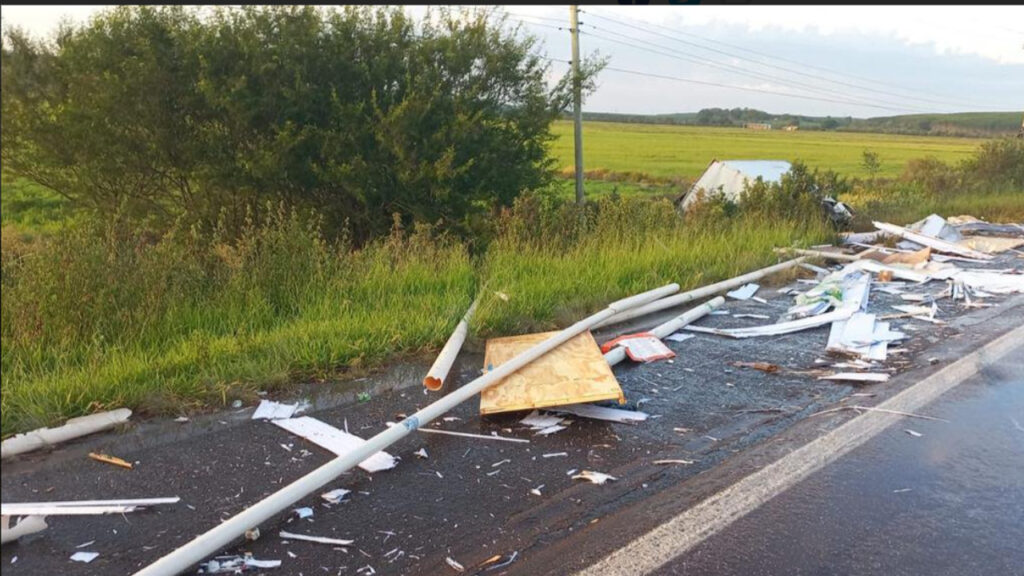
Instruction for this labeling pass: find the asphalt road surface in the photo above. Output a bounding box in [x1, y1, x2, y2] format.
[2, 269, 1021, 576]
[660, 344, 1024, 576]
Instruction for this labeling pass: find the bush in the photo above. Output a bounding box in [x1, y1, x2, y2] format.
[1, 6, 605, 243]
[960, 137, 1024, 190]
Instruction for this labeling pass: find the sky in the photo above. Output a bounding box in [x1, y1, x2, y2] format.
[2, 4, 1021, 118]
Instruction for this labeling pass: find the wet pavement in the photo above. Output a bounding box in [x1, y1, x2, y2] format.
[1, 259, 1022, 576]
[660, 345, 1024, 576]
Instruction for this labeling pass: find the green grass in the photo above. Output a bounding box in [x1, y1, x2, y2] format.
[1, 173, 72, 233]
[846, 189, 1024, 231]
[549, 120, 986, 180]
[0, 197, 830, 435]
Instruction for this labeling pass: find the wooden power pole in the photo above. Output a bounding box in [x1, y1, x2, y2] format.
[570, 5, 585, 205]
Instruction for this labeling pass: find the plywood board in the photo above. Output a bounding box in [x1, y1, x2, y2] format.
[480, 331, 624, 415]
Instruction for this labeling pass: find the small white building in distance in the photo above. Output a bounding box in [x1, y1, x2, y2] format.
[676, 159, 792, 212]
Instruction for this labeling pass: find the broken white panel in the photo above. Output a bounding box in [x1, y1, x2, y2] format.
[818, 373, 891, 383]
[273, 417, 397, 473]
[726, 283, 760, 300]
[908, 214, 964, 243]
[294, 507, 314, 519]
[664, 333, 695, 343]
[279, 530, 353, 546]
[1, 408, 133, 460]
[951, 271, 1024, 294]
[552, 404, 649, 423]
[520, 411, 564, 430]
[571, 471, 617, 485]
[251, 400, 299, 420]
[70, 551, 99, 563]
[1, 515, 48, 545]
[684, 308, 855, 339]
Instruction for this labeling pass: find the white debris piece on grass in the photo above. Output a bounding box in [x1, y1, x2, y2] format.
[274, 417, 397, 472]
[571, 471, 617, 485]
[708, 310, 730, 316]
[279, 530, 353, 546]
[726, 283, 760, 300]
[70, 552, 99, 563]
[491, 459, 511, 468]
[653, 459, 694, 465]
[519, 411, 564, 430]
[251, 400, 299, 420]
[664, 333, 695, 343]
[1, 515, 48, 545]
[414, 448, 428, 459]
[818, 373, 891, 383]
[751, 296, 769, 304]
[904, 429, 923, 438]
[321, 489, 351, 504]
[174, 416, 190, 423]
[76, 540, 96, 548]
[552, 404, 648, 424]
[294, 507, 314, 519]
[445, 556, 466, 572]
[542, 452, 568, 458]
[733, 314, 771, 320]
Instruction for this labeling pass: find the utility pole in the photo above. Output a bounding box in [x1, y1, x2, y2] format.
[570, 4, 585, 205]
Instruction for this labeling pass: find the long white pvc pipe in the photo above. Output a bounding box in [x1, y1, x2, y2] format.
[603, 296, 725, 366]
[133, 282, 679, 576]
[423, 297, 479, 391]
[774, 247, 861, 262]
[594, 258, 805, 329]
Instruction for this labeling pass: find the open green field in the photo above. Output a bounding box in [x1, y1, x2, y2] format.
[548, 120, 987, 180]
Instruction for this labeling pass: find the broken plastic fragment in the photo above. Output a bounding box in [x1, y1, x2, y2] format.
[279, 530, 353, 546]
[445, 556, 466, 572]
[70, 552, 99, 563]
[414, 448, 428, 459]
[572, 471, 617, 485]
[294, 507, 314, 519]
[726, 283, 760, 300]
[321, 489, 351, 504]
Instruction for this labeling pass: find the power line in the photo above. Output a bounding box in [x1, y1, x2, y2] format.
[581, 27, 941, 114]
[545, 58, 945, 114]
[582, 10, 1005, 111]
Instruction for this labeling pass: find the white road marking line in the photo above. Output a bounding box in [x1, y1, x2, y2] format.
[577, 323, 1023, 576]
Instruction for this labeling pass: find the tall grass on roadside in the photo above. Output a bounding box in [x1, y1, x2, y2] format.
[1, 204, 475, 434]
[473, 194, 832, 336]
[1, 194, 831, 435]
